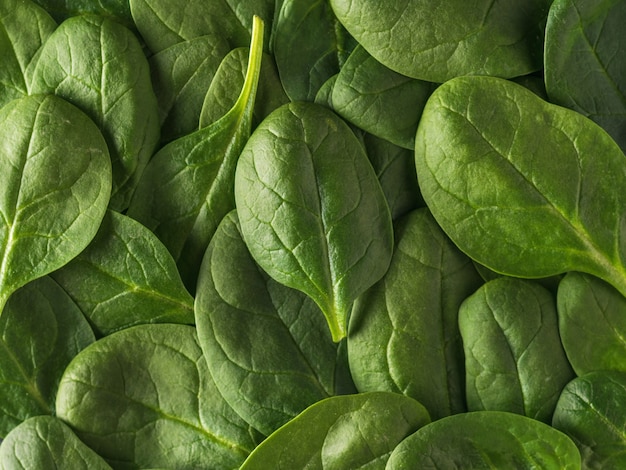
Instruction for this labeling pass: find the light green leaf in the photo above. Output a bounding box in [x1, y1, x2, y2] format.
[51, 210, 194, 336]
[235, 101, 394, 342]
[0, 94, 111, 312]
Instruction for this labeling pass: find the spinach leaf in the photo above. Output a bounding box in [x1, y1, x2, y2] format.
[272, 0, 355, 101]
[348, 208, 482, 420]
[199, 47, 289, 129]
[195, 210, 354, 436]
[557, 273, 626, 375]
[127, 16, 265, 293]
[0, 276, 94, 437]
[545, 0, 626, 153]
[28, 14, 160, 211]
[240, 392, 430, 469]
[234, 101, 394, 342]
[56, 324, 260, 469]
[414, 75, 626, 298]
[51, 210, 194, 336]
[150, 34, 230, 143]
[330, 0, 551, 82]
[0, 0, 56, 107]
[0, 94, 111, 313]
[459, 277, 574, 423]
[387, 411, 581, 469]
[553, 371, 626, 469]
[31, 0, 132, 27]
[0, 416, 111, 469]
[332, 45, 436, 149]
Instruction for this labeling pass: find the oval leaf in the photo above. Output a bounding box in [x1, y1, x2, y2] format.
[234, 101, 393, 341]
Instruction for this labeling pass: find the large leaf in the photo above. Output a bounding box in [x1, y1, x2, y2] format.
[459, 277, 574, 423]
[195, 211, 354, 436]
[234, 101, 393, 341]
[0, 94, 111, 312]
[0, 416, 111, 469]
[51, 210, 194, 336]
[56, 324, 260, 469]
[28, 14, 160, 210]
[387, 411, 580, 469]
[348, 208, 482, 420]
[127, 16, 265, 293]
[330, 0, 551, 82]
[414, 75, 626, 298]
[0, 276, 95, 437]
[240, 392, 430, 469]
[553, 371, 626, 469]
[545, 0, 626, 153]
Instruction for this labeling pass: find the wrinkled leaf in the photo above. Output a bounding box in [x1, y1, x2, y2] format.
[240, 392, 430, 469]
[0, 276, 95, 437]
[459, 277, 574, 422]
[0, 94, 111, 312]
[348, 208, 482, 420]
[235, 101, 393, 341]
[56, 324, 260, 469]
[414, 75, 626, 298]
[51, 210, 194, 336]
[0, 416, 111, 469]
[196, 211, 354, 436]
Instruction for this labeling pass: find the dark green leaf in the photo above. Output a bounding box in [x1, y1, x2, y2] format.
[0, 94, 111, 312]
[0, 276, 95, 437]
[51, 210, 194, 336]
[234, 101, 393, 341]
[414, 75, 626, 298]
[56, 324, 259, 469]
[240, 392, 430, 469]
[348, 208, 482, 420]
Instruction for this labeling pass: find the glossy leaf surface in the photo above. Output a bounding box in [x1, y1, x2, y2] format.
[348, 208, 482, 420]
[235, 101, 393, 341]
[0, 94, 111, 312]
[51, 210, 194, 336]
[56, 324, 259, 469]
[387, 411, 580, 469]
[29, 15, 160, 210]
[459, 277, 574, 422]
[240, 392, 430, 469]
[0, 276, 94, 436]
[330, 0, 551, 82]
[415, 75, 626, 297]
[0, 416, 111, 469]
[553, 371, 626, 469]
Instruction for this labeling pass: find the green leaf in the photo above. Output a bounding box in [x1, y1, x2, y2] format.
[330, 0, 551, 82]
[0, 94, 111, 312]
[0, 416, 111, 469]
[0, 276, 95, 437]
[199, 47, 289, 129]
[234, 101, 393, 342]
[387, 411, 581, 469]
[459, 277, 574, 423]
[553, 371, 626, 469]
[51, 210, 194, 336]
[56, 324, 260, 469]
[414, 75, 626, 298]
[150, 34, 230, 143]
[0, 0, 56, 107]
[348, 208, 482, 420]
[273, 0, 355, 101]
[332, 45, 436, 149]
[28, 14, 160, 211]
[545, 0, 626, 153]
[240, 392, 430, 469]
[30, 0, 132, 28]
[195, 211, 354, 436]
[558, 273, 626, 375]
[127, 15, 265, 293]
